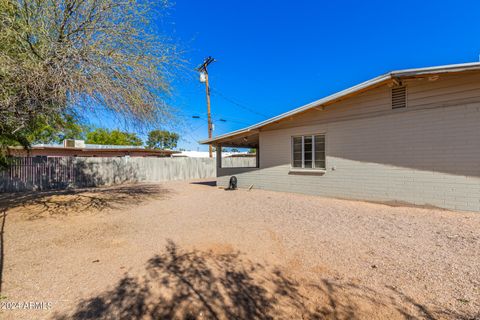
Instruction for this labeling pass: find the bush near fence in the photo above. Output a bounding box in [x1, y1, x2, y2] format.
[0, 156, 256, 192]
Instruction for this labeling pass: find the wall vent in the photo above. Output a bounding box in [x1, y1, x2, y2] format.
[391, 86, 407, 109]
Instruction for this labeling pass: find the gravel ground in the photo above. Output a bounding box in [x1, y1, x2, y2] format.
[0, 180, 479, 319]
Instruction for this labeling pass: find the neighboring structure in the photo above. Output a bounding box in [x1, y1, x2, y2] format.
[8, 140, 177, 158]
[201, 62, 480, 212]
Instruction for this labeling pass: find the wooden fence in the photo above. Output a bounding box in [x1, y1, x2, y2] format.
[0, 157, 100, 192]
[0, 156, 256, 192]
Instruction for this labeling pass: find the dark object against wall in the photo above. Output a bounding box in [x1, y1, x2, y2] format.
[226, 176, 237, 191]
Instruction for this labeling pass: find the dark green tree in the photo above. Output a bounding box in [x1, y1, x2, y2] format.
[27, 113, 87, 144]
[0, 0, 179, 164]
[86, 129, 142, 146]
[146, 130, 179, 150]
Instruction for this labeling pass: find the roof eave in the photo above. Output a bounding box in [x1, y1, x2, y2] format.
[200, 62, 480, 145]
[200, 73, 391, 145]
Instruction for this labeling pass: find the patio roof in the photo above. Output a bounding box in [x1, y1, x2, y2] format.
[200, 62, 480, 146]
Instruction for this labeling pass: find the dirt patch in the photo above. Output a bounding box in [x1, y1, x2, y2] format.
[51, 241, 447, 320]
[1, 180, 479, 319]
[1, 184, 171, 220]
[198, 242, 236, 255]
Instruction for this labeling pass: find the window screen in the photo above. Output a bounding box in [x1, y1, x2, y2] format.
[292, 134, 325, 169]
[292, 137, 303, 168]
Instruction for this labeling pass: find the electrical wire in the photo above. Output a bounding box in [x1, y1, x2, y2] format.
[190, 114, 252, 126]
[210, 87, 271, 119]
[186, 65, 271, 120]
[183, 122, 205, 144]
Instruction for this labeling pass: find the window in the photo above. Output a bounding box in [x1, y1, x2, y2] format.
[292, 134, 325, 169]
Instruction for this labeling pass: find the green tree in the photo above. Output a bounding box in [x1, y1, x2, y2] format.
[0, 0, 179, 163]
[146, 130, 179, 150]
[28, 113, 87, 145]
[86, 129, 142, 146]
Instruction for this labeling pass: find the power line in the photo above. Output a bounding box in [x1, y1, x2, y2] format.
[188, 62, 270, 121]
[212, 116, 250, 126]
[183, 122, 206, 146]
[191, 114, 251, 126]
[186, 60, 271, 120]
[210, 87, 271, 119]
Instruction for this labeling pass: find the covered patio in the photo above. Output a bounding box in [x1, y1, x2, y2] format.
[207, 130, 260, 175]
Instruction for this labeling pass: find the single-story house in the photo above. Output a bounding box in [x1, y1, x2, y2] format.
[201, 62, 480, 212]
[8, 140, 177, 158]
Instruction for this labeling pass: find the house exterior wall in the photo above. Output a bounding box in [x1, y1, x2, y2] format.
[217, 72, 480, 212]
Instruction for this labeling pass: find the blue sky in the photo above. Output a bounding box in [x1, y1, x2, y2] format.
[101, 1, 480, 150]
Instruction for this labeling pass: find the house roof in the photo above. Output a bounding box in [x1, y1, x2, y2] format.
[200, 62, 480, 145]
[8, 145, 178, 157]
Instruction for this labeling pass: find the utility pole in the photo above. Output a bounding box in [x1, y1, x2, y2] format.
[196, 56, 215, 158]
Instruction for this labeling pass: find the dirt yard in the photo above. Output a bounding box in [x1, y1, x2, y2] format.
[0, 181, 479, 320]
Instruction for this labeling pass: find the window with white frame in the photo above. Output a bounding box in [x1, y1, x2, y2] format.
[292, 134, 325, 169]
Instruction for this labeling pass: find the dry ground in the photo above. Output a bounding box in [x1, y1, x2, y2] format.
[0, 180, 479, 320]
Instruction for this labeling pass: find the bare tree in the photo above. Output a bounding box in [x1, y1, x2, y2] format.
[0, 0, 180, 157]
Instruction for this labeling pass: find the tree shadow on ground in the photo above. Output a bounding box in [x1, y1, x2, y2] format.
[52, 241, 469, 320]
[0, 184, 171, 220]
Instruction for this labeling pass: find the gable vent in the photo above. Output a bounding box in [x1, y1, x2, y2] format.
[391, 86, 407, 109]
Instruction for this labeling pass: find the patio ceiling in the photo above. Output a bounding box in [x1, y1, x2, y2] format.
[212, 132, 259, 148]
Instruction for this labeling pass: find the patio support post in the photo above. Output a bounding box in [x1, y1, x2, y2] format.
[216, 144, 222, 168]
[256, 145, 260, 168]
